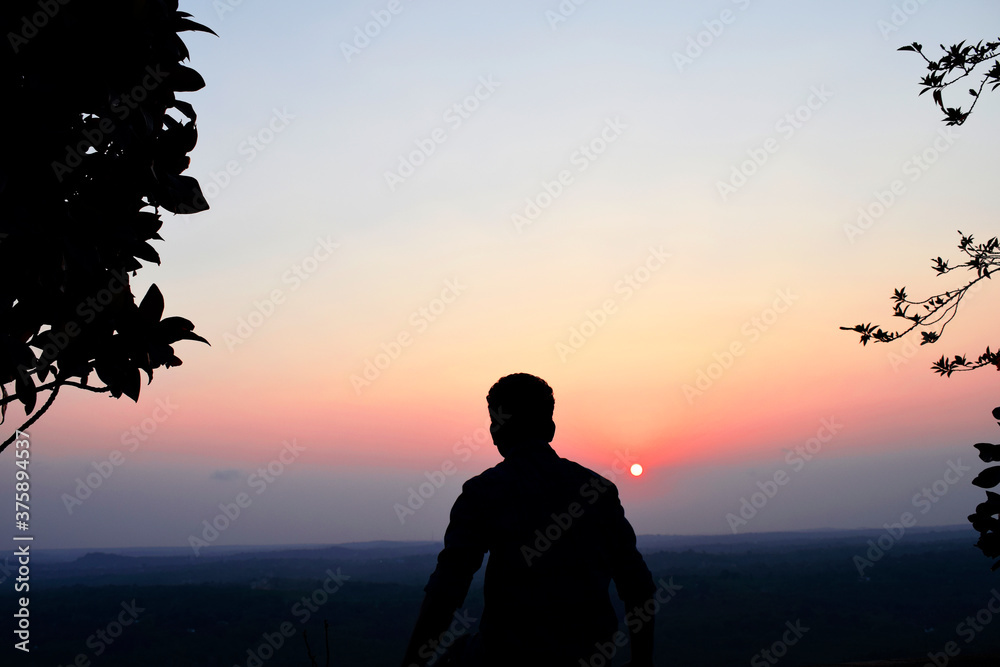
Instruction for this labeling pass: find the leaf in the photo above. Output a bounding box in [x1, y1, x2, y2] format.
[159, 317, 210, 346]
[131, 241, 161, 264]
[14, 373, 36, 415]
[122, 367, 141, 402]
[979, 491, 1000, 514]
[973, 466, 1000, 489]
[177, 331, 210, 345]
[168, 65, 207, 93]
[171, 100, 197, 122]
[140, 284, 165, 322]
[175, 18, 219, 37]
[156, 174, 210, 214]
[975, 443, 1000, 462]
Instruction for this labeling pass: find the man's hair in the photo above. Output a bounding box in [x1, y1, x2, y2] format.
[487, 373, 554, 441]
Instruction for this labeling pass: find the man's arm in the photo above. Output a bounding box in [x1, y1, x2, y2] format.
[400, 480, 487, 667]
[625, 608, 654, 667]
[400, 594, 466, 667]
[601, 479, 655, 667]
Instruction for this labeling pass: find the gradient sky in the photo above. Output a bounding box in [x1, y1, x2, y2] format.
[4, 0, 1000, 552]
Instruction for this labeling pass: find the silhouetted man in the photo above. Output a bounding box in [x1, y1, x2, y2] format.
[401, 373, 655, 667]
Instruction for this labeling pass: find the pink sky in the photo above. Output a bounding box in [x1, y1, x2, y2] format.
[3, 0, 999, 550]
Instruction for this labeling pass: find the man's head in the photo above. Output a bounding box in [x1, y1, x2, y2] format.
[486, 373, 555, 453]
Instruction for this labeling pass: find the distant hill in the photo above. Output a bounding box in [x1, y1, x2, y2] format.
[4, 526, 1000, 666]
[30, 525, 975, 563]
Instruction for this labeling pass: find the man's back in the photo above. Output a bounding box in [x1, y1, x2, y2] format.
[400, 373, 654, 667]
[424, 441, 653, 664]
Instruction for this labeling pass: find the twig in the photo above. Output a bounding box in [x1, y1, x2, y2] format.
[0, 381, 62, 455]
[0, 379, 109, 407]
[324, 619, 330, 667]
[303, 629, 318, 667]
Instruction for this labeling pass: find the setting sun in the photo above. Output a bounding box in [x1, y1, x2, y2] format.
[630, 463, 643, 477]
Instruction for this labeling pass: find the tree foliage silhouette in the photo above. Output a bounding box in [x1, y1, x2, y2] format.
[898, 39, 1000, 126]
[969, 407, 1000, 571]
[842, 39, 999, 375]
[843, 38, 1000, 571]
[0, 0, 215, 453]
[841, 231, 1000, 376]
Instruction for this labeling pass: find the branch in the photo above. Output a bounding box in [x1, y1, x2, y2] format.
[901, 39, 1000, 125]
[932, 348, 1000, 376]
[842, 231, 999, 376]
[0, 381, 62, 455]
[0, 379, 109, 407]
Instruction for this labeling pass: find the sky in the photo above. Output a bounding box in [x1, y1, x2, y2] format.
[3, 0, 1000, 553]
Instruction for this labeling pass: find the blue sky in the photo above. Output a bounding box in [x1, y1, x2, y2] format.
[4, 0, 999, 551]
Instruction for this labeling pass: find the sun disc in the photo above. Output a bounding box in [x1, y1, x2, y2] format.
[630, 463, 643, 477]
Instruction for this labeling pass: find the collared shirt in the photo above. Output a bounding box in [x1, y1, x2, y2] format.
[424, 442, 654, 664]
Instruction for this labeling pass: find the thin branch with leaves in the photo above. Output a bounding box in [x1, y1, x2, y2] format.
[841, 231, 1000, 376]
[899, 39, 1000, 125]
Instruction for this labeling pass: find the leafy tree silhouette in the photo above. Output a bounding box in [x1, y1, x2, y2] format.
[0, 0, 215, 453]
[970, 407, 1000, 570]
[841, 231, 1000, 376]
[842, 38, 999, 375]
[899, 39, 1000, 126]
[843, 37, 1000, 570]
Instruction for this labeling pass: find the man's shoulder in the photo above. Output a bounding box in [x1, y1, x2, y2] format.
[556, 456, 619, 490]
[459, 461, 504, 492]
[464, 453, 617, 491]
[461, 458, 518, 489]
